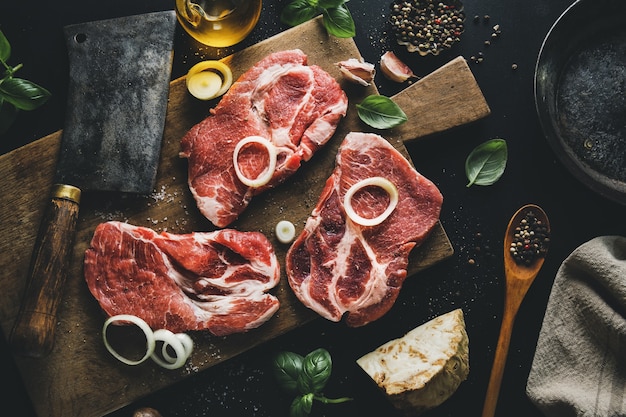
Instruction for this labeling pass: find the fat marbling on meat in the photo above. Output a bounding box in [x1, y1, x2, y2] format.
[180, 49, 348, 228]
[84, 221, 280, 336]
[286, 132, 443, 327]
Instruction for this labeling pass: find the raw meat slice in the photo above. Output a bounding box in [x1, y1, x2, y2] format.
[84, 221, 280, 336]
[286, 132, 443, 327]
[180, 49, 348, 228]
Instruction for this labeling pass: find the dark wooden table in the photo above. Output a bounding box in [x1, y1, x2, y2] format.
[1, 0, 624, 416]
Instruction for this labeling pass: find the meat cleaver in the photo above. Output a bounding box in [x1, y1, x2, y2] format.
[10, 10, 177, 357]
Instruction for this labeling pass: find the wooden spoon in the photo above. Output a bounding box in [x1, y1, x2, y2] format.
[481, 204, 550, 417]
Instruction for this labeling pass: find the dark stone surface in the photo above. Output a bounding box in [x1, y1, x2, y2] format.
[1, 1, 625, 416]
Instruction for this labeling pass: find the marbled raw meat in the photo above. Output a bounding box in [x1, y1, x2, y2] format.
[180, 49, 348, 227]
[84, 221, 280, 336]
[286, 132, 443, 327]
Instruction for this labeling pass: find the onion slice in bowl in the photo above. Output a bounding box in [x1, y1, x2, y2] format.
[344, 177, 399, 226]
[102, 314, 155, 366]
[233, 136, 277, 188]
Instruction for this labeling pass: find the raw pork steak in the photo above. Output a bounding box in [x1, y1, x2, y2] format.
[84, 221, 280, 336]
[180, 49, 348, 228]
[286, 132, 443, 327]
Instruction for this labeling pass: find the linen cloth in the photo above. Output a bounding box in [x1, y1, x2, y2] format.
[526, 235, 626, 417]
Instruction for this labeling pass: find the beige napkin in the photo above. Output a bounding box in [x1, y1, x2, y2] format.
[526, 235, 626, 416]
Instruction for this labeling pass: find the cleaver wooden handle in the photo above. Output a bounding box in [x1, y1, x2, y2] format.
[10, 184, 81, 358]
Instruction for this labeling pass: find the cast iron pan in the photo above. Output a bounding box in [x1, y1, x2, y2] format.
[535, 0, 626, 205]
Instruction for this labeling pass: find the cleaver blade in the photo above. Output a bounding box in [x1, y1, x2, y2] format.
[57, 10, 176, 193]
[10, 10, 176, 358]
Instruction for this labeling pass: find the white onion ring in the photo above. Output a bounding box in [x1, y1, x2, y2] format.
[186, 60, 233, 100]
[233, 136, 277, 188]
[186, 71, 222, 100]
[275, 220, 296, 244]
[176, 333, 194, 358]
[343, 177, 399, 226]
[150, 329, 189, 370]
[102, 314, 155, 366]
[161, 333, 194, 363]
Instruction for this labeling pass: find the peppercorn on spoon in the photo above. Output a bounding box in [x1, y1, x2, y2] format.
[482, 204, 550, 417]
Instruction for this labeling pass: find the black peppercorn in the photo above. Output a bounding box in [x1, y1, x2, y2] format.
[389, 0, 465, 55]
[509, 210, 550, 265]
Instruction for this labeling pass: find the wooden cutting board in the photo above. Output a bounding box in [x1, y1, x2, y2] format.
[0, 17, 488, 417]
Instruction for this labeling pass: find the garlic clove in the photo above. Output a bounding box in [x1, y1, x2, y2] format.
[380, 51, 418, 83]
[336, 58, 376, 86]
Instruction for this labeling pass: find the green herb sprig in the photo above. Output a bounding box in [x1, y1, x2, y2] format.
[0, 30, 51, 135]
[281, 0, 356, 38]
[357, 95, 408, 129]
[465, 138, 508, 187]
[273, 348, 353, 417]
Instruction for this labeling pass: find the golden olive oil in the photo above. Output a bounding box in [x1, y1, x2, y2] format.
[175, 0, 262, 47]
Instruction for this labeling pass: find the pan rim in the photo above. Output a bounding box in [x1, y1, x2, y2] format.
[534, 0, 626, 205]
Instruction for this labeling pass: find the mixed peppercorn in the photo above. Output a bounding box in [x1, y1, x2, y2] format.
[509, 210, 550, 265]
[389, 0, 465, 55]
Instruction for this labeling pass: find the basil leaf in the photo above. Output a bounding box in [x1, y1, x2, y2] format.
[297, 348, 332, 394]
[273, 351, 304, 394]
[0, 98, 19, 135]
[280, 0, 320, 27]
[318, 0, 345, 9]
[0, 30, 10, 62]
[322, 5, 355, 38]
[465, 138, 508, 187]
[290, 393, 314, 417]
[356, 95, 407, 129]
[0, 77, 51, 111]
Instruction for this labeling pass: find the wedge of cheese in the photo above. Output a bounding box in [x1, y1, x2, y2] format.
[356, 309, 469, 416]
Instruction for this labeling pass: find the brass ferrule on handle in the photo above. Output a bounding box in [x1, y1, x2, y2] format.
[52, 184, 81, 204]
